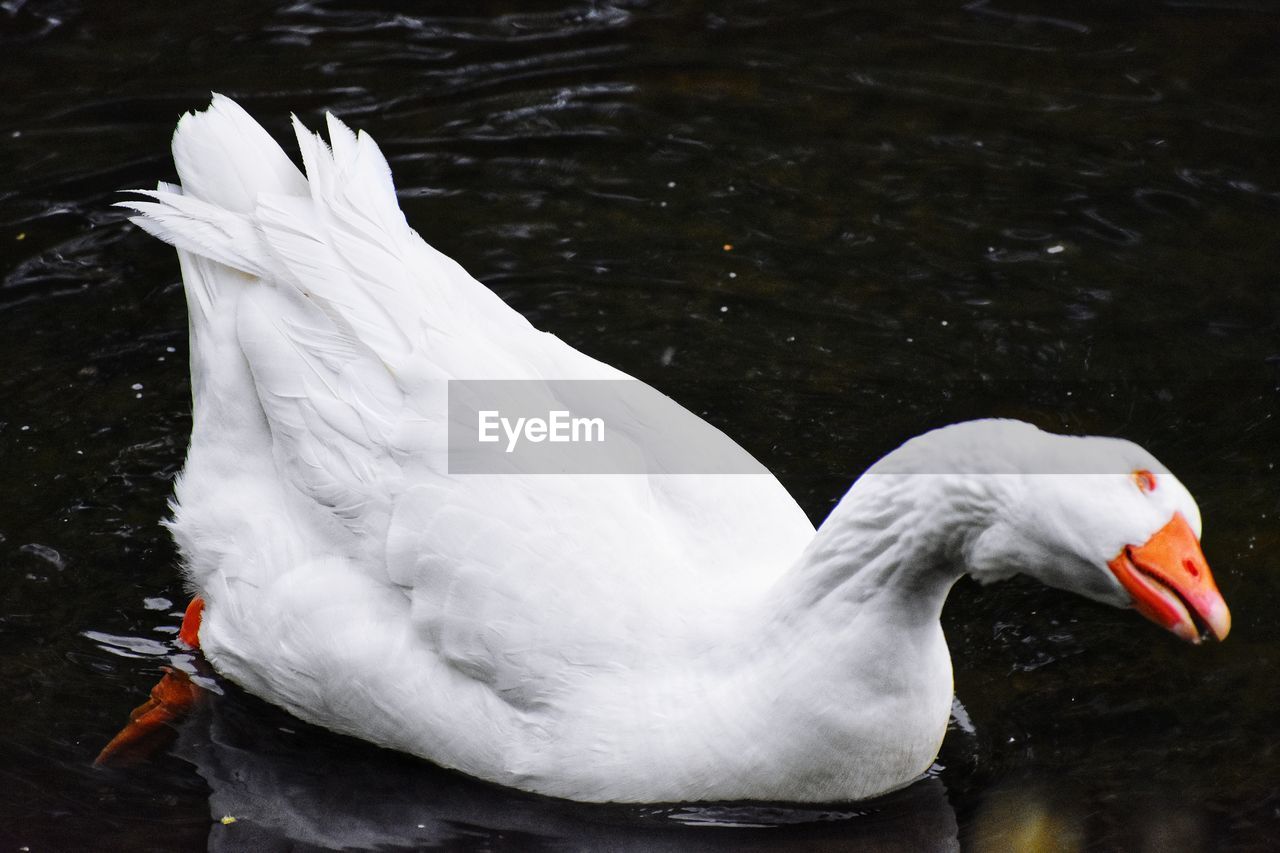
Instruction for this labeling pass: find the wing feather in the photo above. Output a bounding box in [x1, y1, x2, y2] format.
[128, 98, 816, 713]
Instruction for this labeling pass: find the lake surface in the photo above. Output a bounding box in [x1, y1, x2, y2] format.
[2, 1, 1277, 849]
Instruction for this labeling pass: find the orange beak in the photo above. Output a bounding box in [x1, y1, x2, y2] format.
[1107, 512, 1231, 643]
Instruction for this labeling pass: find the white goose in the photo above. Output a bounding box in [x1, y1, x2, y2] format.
[102, 96, 1230, 803]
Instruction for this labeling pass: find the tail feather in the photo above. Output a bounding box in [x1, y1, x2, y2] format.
[122, 94, 315, 454]
[126, 95, 427, 374]
[172, 93, 308, 211]
[291, 114, 409, 253]
[121, 94, 310, 324]
[117, 189, 268, 279]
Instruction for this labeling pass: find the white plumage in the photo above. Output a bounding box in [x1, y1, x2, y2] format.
[122, 95, 1225, 803]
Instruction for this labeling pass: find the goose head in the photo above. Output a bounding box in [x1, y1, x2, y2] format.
[881, 420, 1231, 643]
[964, 422, 1231, 643]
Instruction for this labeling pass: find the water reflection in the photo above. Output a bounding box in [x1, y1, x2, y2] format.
[174, 682, 961, 851]
[967, 782, 1217, 853]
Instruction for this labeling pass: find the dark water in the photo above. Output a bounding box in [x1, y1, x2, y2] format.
[2, 1, 1278, 849]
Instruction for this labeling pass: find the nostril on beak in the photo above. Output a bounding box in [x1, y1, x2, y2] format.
[1183, 559, 1200, 578]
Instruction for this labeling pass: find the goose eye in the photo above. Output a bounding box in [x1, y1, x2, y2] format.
[1133, 469, 1157, 493]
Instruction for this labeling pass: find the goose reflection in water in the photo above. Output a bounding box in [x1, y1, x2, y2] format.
[174, 681, 963, 852]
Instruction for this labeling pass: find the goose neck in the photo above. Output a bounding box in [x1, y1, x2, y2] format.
[774, 473, 1004, 626]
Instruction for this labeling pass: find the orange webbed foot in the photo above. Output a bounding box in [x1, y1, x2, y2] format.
[94, 596, 206, 767]
[94, 666, 201, 765]
[178, 596, 204, 649]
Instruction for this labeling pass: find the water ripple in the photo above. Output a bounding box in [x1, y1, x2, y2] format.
[963, 0, 1091, 35]
[273, 0, 635, 44]
[82, 630, 170, 659]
